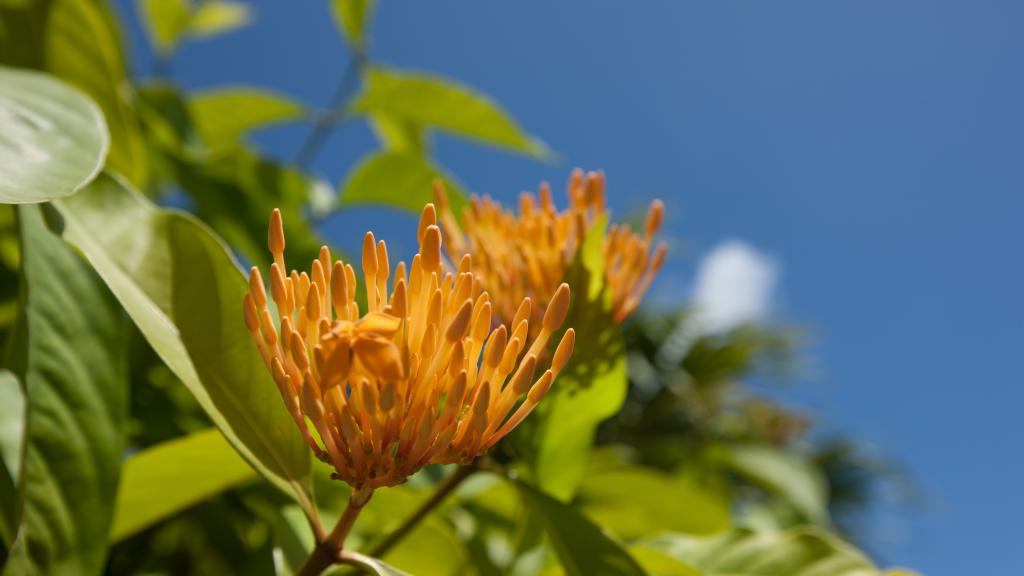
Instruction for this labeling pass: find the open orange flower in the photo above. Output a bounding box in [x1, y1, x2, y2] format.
[435, 168, 667, 326]
[243, 207, 574, 490]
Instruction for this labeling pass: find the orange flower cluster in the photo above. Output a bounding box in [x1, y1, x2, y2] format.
[435, 168, 667, 325]
[244, 208, 574, 490]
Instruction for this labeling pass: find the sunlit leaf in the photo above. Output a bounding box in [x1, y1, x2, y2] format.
[578, 450, 731, 540]
[370, 114, 426, 157]
[331, 0, 375, 48]
[187, 0, 252, 39]
[516, 481, 646, 576]
[188, 88, 306, 152]
[514, 215, 628, 500]
[638, 526, 881, 576]
[3, 204, 127, 574]
[110, 428, 258, 542]
[712, 443, 830, 525]
[352, 67, 548, 157]
[0, 66, 108, 203]
[52, 173, 315, 521]
[137, 0, 191, 53]
[45, 0, 149, 187]
[339, 151, 467, 213]
[627, 547, 700, 576]
[0, 369, 23, 546]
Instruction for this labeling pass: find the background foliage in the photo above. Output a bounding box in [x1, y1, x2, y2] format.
[0, 1, 912, 575]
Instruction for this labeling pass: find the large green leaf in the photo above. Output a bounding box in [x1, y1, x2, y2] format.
[45, 0, 148, 187]
[339, 151, 467, 214]
[51, 174, 315, 520]
[188, 88, 306, 152]
[351, 67, 547, 157]
[0, 369, 23, 546]
[577, 450, 731, 540]
[331, 0, 375, 48]
[0, 66, 108, 204]
[516, 481, 646, 576]
[514, 215, 628, 500]
[636, 526, 882, 576]
[3, 204, 127, 574]
[712, 443, 830, 525]
[110, 428, 258, 542]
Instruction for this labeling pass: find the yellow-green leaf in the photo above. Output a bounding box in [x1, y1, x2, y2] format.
[331, 0, 375, 48]
[339, 151, 467, 213]
[110, 428, 258, 542]
[187, 0, 251, 39]
[352, 67, 548, 157]
[188, 87, 306, 152]
[137, 0, 191, 53]
[0, 66, 109, 203]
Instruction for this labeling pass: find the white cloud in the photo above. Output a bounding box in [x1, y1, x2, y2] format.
[692, 240, 778, 334]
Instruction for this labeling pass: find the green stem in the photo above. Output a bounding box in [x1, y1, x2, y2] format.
[366, 462, 479, 559]
[296, 487, 373, 576]
[293, 49, 368, 169]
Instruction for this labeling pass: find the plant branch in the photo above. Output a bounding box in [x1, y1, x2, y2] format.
[367, 461, 480, 559]
[293, 49, 368, 169]
[296, 486, 374, 576]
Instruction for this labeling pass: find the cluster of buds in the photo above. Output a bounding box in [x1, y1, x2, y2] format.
[244, 208, 575, 490]
[435, 168, 667, 325]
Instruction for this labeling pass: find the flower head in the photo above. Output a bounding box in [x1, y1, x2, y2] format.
[244, 207, 574, 490]
[435, 168, 667, 326]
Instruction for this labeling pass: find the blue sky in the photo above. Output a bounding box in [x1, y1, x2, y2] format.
[115, 1, 1024, 573]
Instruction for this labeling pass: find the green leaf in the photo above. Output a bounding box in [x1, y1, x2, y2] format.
[137, 0, 191, 54]
[0, 369, 23, 546]
[627, 548, 701, 576]
[339, 151, 467, 213]
[515, 481, 646, 576]
[110, 428, 258, 542]
[514, 215, 628, 500]
[4, 204, 127, 574]
[187, 0, 252, 39]
[370, 114, 426, 157]
[351, 67, 548, 157]
[331, 0, 375, 48]
[52, 174, 315, 521]
[577, 451, 731, 540]
[0, 66, 108, 204]
[712, 443, 830, 525]
[638, 526, 881, 576]
[45, 0, 149, 187]
[188, 88, 305, 152]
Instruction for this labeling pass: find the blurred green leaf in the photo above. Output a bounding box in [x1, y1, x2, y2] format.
[44, 0, 149, 187]
[339, 151, 467, 213]
[713, 443, 830, 525]
[52, 174, 315, 521]
[3, 204, 127, 574]
[137, 0, 191, 53]
[380, 518, 467, 576]
[627, 548, 700, 576]
[331, 0, 375, 48]
[370, 114, 426, 157]
[638, 526, 880, 576]
[577, 451, 731, 540]
[352, 67, 548, 157]
[188, 0, 252, 39]
[111, 428, 258, 542]
[516, 481, 646, 576]
[515, 215, 628, 500]
[174, 150, 326, 268]
[0, 66, 108, 203]
[0, 369, 22, 546]
[188, 88, 306, 152]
